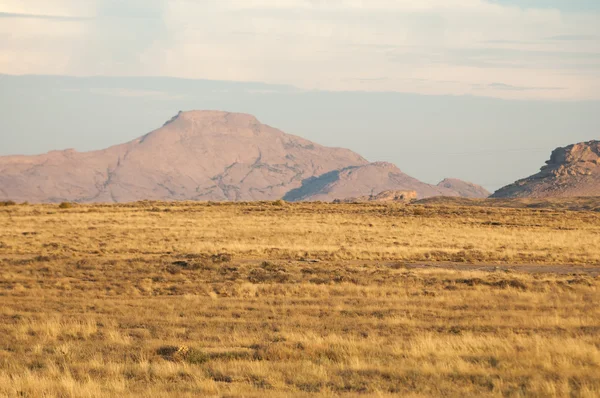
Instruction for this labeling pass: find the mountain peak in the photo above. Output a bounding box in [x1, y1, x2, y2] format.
[163, 110, 260, 128]
[544, 140, 600, 170]
[149, 110, 270, 143]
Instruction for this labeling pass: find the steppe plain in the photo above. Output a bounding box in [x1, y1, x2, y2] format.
[1, 199, 600, 397]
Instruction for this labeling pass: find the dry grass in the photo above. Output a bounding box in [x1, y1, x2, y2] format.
[415, 196, 600, 212]
[1, 201, 600, 397]
[1, 200, 600, 265]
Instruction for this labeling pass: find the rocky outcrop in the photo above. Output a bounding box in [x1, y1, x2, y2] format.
[492, 141, 600, 198]
[333, 190, 418, 204]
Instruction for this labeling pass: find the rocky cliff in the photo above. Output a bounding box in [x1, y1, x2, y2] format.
[492, 141, 600, 198]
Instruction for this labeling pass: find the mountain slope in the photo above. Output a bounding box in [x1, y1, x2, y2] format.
[0, 111, 367, 203]
[437, 178, 490, 198]
[492, 141, 600, 198]
[282, 162, 466, 201]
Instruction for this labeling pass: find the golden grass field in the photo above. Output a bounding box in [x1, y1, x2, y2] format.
[1, 200, 600, 397]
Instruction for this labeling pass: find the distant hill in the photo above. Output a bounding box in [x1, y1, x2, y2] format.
[492, 141, 600, 198]
[282, 162, 481, 202]
[437, 178, 490, 198]
[0, 111, 486, 203]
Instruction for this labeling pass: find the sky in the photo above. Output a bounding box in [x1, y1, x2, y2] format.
[1, 0, 599, 100]
[0, 1, 599, 192]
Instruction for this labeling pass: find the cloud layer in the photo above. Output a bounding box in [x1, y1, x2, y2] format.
[0, 0, 599, 99]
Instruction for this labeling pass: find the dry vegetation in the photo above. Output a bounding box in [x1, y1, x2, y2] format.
[2, 200, 600, 265]
[415, 196, 600, 213]
[1, 201, 600, 397]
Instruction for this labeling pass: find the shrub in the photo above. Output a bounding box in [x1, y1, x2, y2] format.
[170, 260, 207, 271]
[157, 345, 183, 359]
[211, 253, 233, 263]
[59, 202, 74, 209]
[185, 349, 209, 365]
[248, 262, 291, 283]
[0, 200, 16, 206]
[156, 345, 208, 364]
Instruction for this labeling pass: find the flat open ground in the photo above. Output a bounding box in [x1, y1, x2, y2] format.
[1, 201, 600, 397]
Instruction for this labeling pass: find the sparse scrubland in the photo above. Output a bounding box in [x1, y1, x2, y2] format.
[1, 200, 600, 397]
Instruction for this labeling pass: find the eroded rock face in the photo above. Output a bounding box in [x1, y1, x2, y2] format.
[492, 141, 600, 198]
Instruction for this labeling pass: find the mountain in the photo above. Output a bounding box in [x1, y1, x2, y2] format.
[437, 178, 490, 198]
[0, 110, 486, 203]
[282, 162, 470, 202]
[492, 141, 600, 198]
[0, 111, 367, 203]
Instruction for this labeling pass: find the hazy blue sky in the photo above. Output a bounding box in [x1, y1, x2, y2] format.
[0, 1, 599, 192]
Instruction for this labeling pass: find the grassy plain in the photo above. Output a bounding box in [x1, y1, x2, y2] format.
[1, 200, 600, 397]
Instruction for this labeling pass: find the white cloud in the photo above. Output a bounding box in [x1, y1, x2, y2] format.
[0, 0, 598, 100]
[0, 0, 96, 17]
